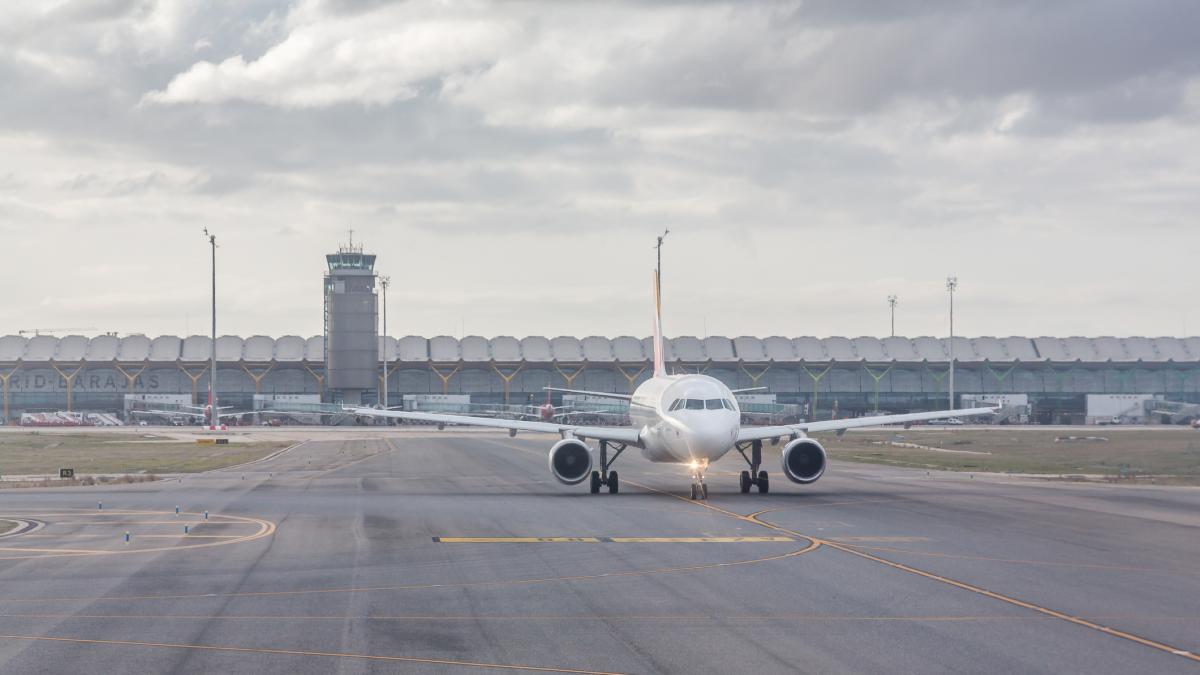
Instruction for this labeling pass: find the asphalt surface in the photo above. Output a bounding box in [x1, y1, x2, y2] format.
[0, 430, 1197, 674]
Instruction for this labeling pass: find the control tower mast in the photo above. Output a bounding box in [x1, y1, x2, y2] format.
[323, 231, 378, 405]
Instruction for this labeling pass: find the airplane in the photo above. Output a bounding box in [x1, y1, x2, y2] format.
[454, 402, 591, 422]
[521, 405, 625, 423]
[524, 393, 627, 423]
[352, 272, 996, 499]
[130, 403, 252, 425]
[527, 390, 568, 421]
[469, 392, 628, 423]
[503, 395, 583, 422]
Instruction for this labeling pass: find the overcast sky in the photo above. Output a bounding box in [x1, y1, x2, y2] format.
[1, 0, 1197, 341]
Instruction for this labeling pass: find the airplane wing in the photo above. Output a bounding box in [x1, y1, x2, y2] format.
[543, 387, 633, 401]
[131, 409, 255, 421]
[736, 406, 998, 443]
[350, 408, 643, 445]
[554, 409, 627, 419]
[130, 409, 205, 419]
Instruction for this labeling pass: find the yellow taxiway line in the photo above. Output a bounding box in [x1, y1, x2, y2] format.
[2, 611, 1199, 624]
[433, 536, 796, 543]
[0, 634, 627, 674]
[624, 479, 1200, 665]
[0, 541, 819, 604]
[0, 511, 275, 561]
[828, 536, 930, 543]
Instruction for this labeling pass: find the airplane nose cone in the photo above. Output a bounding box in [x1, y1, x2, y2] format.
[687, 423, 734, 458]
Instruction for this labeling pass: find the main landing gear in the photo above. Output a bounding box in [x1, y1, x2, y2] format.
[689, 461, 709, 500]
[589, 440, 625, 495]
[736, 440, 770, 494]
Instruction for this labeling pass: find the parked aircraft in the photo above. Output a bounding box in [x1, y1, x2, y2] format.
[130, 403, 251, 425]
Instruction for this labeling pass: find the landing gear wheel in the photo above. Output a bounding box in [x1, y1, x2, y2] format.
[595, 440, 627, 497]
[737, 439, 766, 496]
[701, 483, 709, 500]
[689, 483, 699, 500]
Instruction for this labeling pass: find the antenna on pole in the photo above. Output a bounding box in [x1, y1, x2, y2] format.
[655, 228, 669, 303]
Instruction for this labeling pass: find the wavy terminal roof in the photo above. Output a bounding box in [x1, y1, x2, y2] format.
[2, 335, 1198, 364]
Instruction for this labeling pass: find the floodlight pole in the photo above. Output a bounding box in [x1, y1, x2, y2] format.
[946, 277, 958, 410]
[204, 229, 218, 428]
[380, 275, 390, 408]
[655, 228, 669, 300]
[887, 295, 898, 337]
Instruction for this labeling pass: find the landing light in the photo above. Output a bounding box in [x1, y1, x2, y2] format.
[688, 460, 701, 471]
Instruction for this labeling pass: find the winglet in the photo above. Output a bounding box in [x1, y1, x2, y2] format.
[652, 270, 666, 377]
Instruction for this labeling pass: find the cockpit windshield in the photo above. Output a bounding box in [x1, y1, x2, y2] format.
[669, 398, 736, 412]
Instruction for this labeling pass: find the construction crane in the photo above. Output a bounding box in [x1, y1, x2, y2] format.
[17, 327, 98, 336]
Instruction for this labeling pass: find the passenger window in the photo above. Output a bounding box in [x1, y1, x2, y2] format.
[685, 399, 704, 410]
[705, 399, 723, 410]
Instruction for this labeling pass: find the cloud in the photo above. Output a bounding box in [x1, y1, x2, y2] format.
[0, 1, 1197, 338]
[144, 3, 520, 107]
[436, 0, 1200, 134]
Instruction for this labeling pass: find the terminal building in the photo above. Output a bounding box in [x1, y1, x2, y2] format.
[2, 242, 1197, 424]
[0, 333, 1198, 425]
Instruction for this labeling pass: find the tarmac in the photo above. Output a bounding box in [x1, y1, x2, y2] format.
[0, 430, 1197, 674]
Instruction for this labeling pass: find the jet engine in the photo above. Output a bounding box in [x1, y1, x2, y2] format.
[548, 439, 592, 485]
[781, 438, 827, 484]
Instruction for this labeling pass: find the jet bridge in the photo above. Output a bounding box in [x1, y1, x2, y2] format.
[1145, 399, 1200, 425]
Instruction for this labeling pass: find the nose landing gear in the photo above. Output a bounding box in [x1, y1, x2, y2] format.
[736, 440, 769, 494]
[688, 461, 709, 500]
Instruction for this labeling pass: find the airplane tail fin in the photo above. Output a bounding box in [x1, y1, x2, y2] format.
[652, 270, 666, 377]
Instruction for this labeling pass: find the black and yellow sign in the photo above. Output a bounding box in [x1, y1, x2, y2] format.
[59, 468, 75, 479]
[196, 438, 230, 445]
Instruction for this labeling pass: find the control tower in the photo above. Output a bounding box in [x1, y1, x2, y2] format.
[323, 234, 378, 405]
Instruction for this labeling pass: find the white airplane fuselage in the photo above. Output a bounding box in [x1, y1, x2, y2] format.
[628, 374, 741, 465]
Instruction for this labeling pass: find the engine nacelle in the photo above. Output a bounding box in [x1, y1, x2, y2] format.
[781, 438, 827, 484]
[548, 439, 592, 485]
